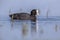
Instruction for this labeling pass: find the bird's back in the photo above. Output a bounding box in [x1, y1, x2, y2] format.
[19, 13, 30, 20]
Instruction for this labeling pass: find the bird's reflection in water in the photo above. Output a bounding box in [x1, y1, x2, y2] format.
[31, 20, 39, 39]
[22, 22, 28, 37]
[31, 22, 36, 32]
[10, 20, 14, 30]
[31, 21, 36, 34]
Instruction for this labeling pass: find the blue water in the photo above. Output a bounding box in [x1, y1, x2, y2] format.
[0, 18, 60, 40]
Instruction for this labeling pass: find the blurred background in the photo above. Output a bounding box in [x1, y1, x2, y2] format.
[0, 0, 60, 40]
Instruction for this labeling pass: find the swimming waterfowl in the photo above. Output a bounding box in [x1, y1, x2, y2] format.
[9, 9, 39, 22]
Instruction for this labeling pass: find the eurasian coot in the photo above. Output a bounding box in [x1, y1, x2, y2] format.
[9, 9, 39, 22]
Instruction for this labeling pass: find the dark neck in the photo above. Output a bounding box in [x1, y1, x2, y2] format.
[30, 13, 36, 16]
[30, 14, 36, 16]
